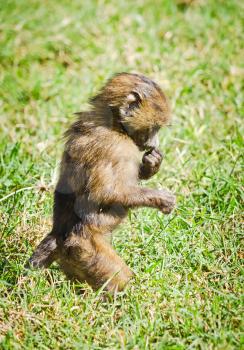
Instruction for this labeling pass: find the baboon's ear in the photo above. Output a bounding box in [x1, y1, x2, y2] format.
[120, 91, 142, 117]
[128, 91, 142, 109]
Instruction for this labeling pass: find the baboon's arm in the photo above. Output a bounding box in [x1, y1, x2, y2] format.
[92, 186, 175, 214]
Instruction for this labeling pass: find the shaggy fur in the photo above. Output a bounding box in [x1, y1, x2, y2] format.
[29, 73, 175, 292]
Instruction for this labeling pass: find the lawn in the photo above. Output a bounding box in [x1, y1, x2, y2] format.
[0, 0, 243, 349]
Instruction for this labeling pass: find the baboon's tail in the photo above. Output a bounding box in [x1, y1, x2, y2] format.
[28, 233, 58, 268]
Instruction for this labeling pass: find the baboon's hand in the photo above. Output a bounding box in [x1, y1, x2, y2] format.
[140, 148, 163, 179]
[156, 189, 176, 214]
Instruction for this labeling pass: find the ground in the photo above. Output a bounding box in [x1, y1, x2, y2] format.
[0, 0, 243, 349]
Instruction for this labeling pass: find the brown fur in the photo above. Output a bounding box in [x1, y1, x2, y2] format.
[29, 72, 175, 293]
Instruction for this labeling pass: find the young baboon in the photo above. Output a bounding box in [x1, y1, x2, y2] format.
[29, 73, 176, 292]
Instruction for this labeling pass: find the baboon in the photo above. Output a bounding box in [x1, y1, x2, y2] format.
[29, 73, 176, 293]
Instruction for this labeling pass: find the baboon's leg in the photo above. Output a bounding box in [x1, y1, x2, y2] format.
[58, 233, 133, 292]
[28, 233, 58, 268]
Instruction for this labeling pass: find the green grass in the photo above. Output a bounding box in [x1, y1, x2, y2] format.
[0, 0, 243, 348]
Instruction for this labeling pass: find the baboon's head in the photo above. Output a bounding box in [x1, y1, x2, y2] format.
[91, 72, 171, 151]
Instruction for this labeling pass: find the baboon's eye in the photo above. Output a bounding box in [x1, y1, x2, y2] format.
[152, 103, 163, 113]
